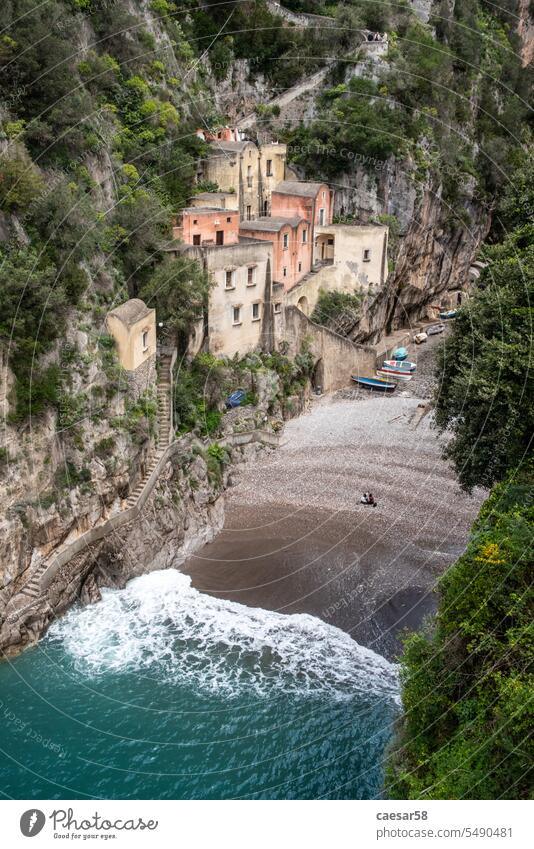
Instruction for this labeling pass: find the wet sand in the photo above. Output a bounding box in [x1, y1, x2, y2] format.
[183, 346, 485, 660]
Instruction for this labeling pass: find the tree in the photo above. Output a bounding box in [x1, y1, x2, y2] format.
[139, 254, 212, 351]
[387, 469, 534, 800]
[0, 153, 44, 212]
[433, 205, 534, 492]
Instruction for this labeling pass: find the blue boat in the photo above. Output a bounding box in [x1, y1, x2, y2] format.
[225, 388, 246, 409]
[391, 346, 408, 361]
[439, 309, 458, 320]
[352, 375, 396, 393]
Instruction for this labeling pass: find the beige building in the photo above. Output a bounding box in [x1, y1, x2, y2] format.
[165, 239, 274, 359]
[189, 191, 238, 211]
[198, 139, 288, 222]
[106, 298, 157, 391]
[285, 223, 389, 316]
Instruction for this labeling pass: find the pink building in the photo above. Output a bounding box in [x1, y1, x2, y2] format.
[239, 217, 312, 290]
[271, 181, 334, 228]
[173, 207, 240, 247]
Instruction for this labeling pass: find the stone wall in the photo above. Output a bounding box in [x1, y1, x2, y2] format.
[279, 305, 377, 391]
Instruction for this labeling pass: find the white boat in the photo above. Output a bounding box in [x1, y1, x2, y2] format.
[413, 332, 427, 344]
[376, 369, 412, 382]
[426, 323, 445, 335]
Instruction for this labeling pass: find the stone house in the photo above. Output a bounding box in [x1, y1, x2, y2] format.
[172, 207, 240, 247]
[165, 211, 274, 358]
[284, 223, 389, 316]
[238, 217, 312, 290]
[198, 138, 288, 222]
[271, 181, 334, 232]
[106, 298, 156, 392]
[189, 191, 238, 211]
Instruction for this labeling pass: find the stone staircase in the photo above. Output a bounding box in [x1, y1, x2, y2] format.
[17, 351, 175, 602]
[125, 353, 173, 508]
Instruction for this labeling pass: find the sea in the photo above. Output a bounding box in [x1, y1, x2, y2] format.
[0, 569, 400, 799]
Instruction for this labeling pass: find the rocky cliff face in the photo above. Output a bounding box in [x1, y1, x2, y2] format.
[335, 170, 492, 343]
[0, 431, 275, 656]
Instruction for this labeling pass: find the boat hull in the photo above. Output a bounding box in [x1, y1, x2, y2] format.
[352, 375, 396, 392]
[377, 369, 412, 381]
[383, 359, 416, 372]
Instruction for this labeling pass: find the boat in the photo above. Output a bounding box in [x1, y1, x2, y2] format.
[225, 388, 246, 409]
[413, 332, 427, 344]
[439, 309, 458, 320]
[426, 323, 445, 335]
[376, 369, 412, 382]
[391, 346, 408, 361]
[352, 375, 396, 392]
[383, 359, 416, 372]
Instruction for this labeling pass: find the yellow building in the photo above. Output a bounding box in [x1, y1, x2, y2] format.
[198, 139, 288, 222]
[106, 298, 157, 391]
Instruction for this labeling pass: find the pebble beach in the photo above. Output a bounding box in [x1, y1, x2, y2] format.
[183, 336, 485, 659]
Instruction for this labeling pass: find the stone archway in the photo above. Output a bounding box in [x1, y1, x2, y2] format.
[297, 295, 309, 315]
[311, 358, 324, 393]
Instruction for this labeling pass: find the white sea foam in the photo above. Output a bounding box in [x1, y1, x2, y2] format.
[48, 570, 399, 702]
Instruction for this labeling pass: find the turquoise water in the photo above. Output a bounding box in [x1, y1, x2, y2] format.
[0, 571, 399, 799]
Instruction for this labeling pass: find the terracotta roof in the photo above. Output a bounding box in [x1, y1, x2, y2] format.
[180, 206, 237, 214]
[273, 180, 327, 198]
[191, 192, 236, 200]
[240, 216, 307, 233]
[108, 299, 152, 327]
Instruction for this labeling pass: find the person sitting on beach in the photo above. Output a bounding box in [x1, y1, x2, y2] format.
[361, 492, 369, 504]
[367, 492, 376, 506]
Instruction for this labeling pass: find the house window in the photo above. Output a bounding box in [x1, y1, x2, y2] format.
[319, 208, 325, 225]
[283, 233, 289, 250]
[216, 230, 224, 245]
[142, 330, 149, 351]
[263, 200, 269, 216]
[363, 248, 371, 261]
[302, 228, 307, 243]
[226, 216, 231, 222]
[328, 238, 334, 246]
[246, 205, 252, 220]
[322, 190, 326, 199]
[274, 302, 282, 314]
[247, 165, 253, 188]
[193, 234, 201, 245]
[252, 302, 261, 321]
[266, 159, 273, 176]
[193, 219, 198, 225]
[247, 266, 256, 286]
[225, 270, 235, 289]
[232, 306, 241, 325]
[283, 267, 287, 278]
[298, 261, 302, 272]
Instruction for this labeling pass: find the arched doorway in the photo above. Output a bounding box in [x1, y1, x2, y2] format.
[297, 295, 309, 315]
[312, 358, 324, 394]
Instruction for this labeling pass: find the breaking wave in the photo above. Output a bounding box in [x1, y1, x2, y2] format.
[48, 570, 399, 703]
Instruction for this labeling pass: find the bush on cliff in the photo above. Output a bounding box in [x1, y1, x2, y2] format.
[386, 468, 534, 800]
[433, 154, 534, 492]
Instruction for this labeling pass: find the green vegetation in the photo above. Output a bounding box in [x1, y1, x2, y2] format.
[388, 152, 534, 800]
[387, 469, 534, 799]
[139, 255, 212, 353]
[0, 0, 214, 426]
[187, 0, 340, 88]
[433, 149, 534, 493]
[311, 289, 362, 331]
[283, 1, 530, 204]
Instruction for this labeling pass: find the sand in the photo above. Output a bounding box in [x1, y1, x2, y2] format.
[183, 337, 485, 660]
